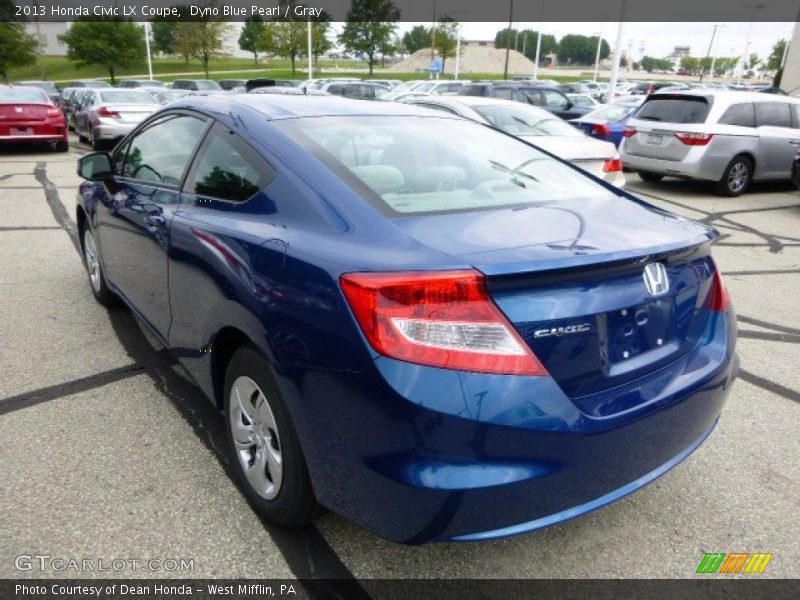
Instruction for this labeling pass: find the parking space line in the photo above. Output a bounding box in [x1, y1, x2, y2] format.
[738, 315, 800, 336]
[0, 363, 145, 416]
[0, 226, 63, 232]
[739, 370, 800, 405]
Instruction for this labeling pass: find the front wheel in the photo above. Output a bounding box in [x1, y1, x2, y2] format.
[82, 225, 116, 306]
[224, 345, 318, 528]
[716, 156, 752, 196]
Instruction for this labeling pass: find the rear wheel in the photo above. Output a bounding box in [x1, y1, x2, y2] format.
[638, 171, 664, 183]
[81, 224, 116, 306]
[224, 345, 318, 528]
[716, 155, 752, 197]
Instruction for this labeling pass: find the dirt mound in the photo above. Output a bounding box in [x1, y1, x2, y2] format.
[390, 46, 537, 75]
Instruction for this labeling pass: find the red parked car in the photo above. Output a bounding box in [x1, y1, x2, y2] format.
[0, 85, 68, 152]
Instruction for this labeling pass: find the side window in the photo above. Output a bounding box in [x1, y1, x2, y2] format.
[718, 103, 755, 127]
[792, 104, 800, 128]
[82, 92, 94, 108]
[185, 125, 276, 203]
[521, 89, 544, 106]
[494, 88, 514, 100]
[120, 114, 207, 185]
[755, 102, 792, 128]
[544, 90, 569, 109]
[113, 140, 130, 175]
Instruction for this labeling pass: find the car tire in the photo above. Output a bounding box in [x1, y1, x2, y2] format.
[224, 345, 318, 528]
[55, 140, 69, 152]
[716, 155, 752, 197]
[638, 171, 664, 183]
[91, 129, 103, 151]
[81, 224, 117, 307]
[77, 130, 88, 144]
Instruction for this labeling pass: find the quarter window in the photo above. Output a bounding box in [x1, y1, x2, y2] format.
[718, 103, 755, 127]
[755, 102, 792, 128]
[543, 90, 569, 108]
[185, 125, 275, 202]
[118, 114, 207, 185]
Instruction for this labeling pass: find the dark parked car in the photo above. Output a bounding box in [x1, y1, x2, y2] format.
[171, 79, 223, 92]
[67, 80, 112, 89]
[219, 79, 247, 91]
[15, 80, 60, 104]
[119, 79, 166, 88]
[459, 82, 591, 119]
[75, 94, 737, 543]
[793, 149, 800, 187]
[571, 102, 640, 147]
[319, 81, 384, 100]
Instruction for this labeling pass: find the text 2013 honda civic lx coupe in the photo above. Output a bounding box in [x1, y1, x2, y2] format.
[75, 95, 738, 544]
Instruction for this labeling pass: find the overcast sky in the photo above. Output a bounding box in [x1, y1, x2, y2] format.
[332, 22, 795, 61]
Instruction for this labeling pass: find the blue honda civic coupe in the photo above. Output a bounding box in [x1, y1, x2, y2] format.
[75, 95, 738, 544]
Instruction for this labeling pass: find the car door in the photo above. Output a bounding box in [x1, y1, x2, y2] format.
[94, 112, 209, 339]
[541, 88, 579, 119]
[755, 101, 800, 179]
[75, 91, 94, 137]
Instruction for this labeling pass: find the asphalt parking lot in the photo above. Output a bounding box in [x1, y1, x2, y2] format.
[1, 135, 798, 583]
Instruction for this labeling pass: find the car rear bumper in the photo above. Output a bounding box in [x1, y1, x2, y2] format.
[621, 141, 741, 182]
[93, 123, 138, 140]
[289, 309, 738, 543]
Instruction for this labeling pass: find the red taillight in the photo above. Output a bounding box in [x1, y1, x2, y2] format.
[623, 126, 636, 138]
[674, 132, 714, 146]
[97, 106, 120, 118]
[340, 270, 548, 376]
[591, 123, 611, 138]
[704, 269, 730, 313]
[603, 157, 623, 172]
[46, 107, 61, 116]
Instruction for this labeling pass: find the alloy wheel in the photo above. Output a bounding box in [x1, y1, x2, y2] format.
[727, 162, 748, 193]
[83, 229, 101, 293]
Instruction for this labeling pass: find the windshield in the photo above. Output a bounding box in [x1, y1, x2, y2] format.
[99, 91, 157, 104]
[195, 80, 222, 90]
[472, 104, 580, 137]
[279, 116, 614, 216]
[583, 104, 634, 122]
[0, 89, 50, 103]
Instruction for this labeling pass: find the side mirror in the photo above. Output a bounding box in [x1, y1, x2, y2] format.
[77, 152, 113, 181]
[564, 101, 574, 110]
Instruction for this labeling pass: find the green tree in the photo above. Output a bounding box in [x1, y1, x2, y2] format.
[59, 19, 145, 84]
[0, 7, 40, 83]
[494, 27, 518, 50]
[239, 17, 267, 65]
[748, 53, 761, 73]
[680, 56, 700, 74]
[262, 21, 305, 75]
[174, 20, 230, 78]
[311, 11, 334, 64]
[767, 39, 787, 71]
[403, 25, 432, 55]
[516, 30, 558, 62]
[151, 21, 176, 56]
[339, 0, 401, 75]
[432, 17, 459, 73]
[557, 34, 607, 65]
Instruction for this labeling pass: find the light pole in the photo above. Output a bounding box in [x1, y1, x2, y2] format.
[143, 22, 153, 81]
[607, 0, 627, 104]
[739, 4, 765, 84]
[700, 23, 719, 82]
[503, 0, 513, 80]
[593, 26, 603, 82]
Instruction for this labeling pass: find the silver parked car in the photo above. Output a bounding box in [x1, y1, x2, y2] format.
[621, 91, 800, 195]
[74, 89, 159, 149]
[403, 95, 625, 187]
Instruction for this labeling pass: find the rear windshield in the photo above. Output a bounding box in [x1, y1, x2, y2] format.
[583, 104, 635, 122]
[278, 116, 616, 216]
[194, 80, 222, 90]
[0, 89, 49, 103]
[472, 104, 580, 136]
[637, 96, 710, 124]
[99, 91, 157, 104]
[460, 85, 489, 96]
[21, 82, 58, 93]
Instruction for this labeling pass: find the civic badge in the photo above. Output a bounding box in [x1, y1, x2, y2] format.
[643, 262, 669, 296]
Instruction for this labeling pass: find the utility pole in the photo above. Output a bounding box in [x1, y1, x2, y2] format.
[593, 27, 603, 82]
[607, 0, 627, 104]
[739, 4, 765, 84]
[503, 0, 513, 80]
[307, 18, 313, 80]
[700, 23, 719, 82]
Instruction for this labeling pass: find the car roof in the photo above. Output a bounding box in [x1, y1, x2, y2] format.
[171, 93, 452, 120]
[415, 95, 531, 109]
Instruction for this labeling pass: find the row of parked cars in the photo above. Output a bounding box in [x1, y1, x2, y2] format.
[3, 76, 799, 195]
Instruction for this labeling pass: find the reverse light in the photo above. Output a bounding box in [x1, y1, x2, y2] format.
[603, 157, 623, 172]
[623, 126, 636, 138]
[591, 123, 611, 138]
[97, 106, 120, 118]
[704, 269, 730, 313]
[674, 132, 714, 146]
[340, 270, 547, 376]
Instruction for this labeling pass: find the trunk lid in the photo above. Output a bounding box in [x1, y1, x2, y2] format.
[99, 104, 156, 124]
[0, 103, 50, 122]
[395, 194, 718, 406]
